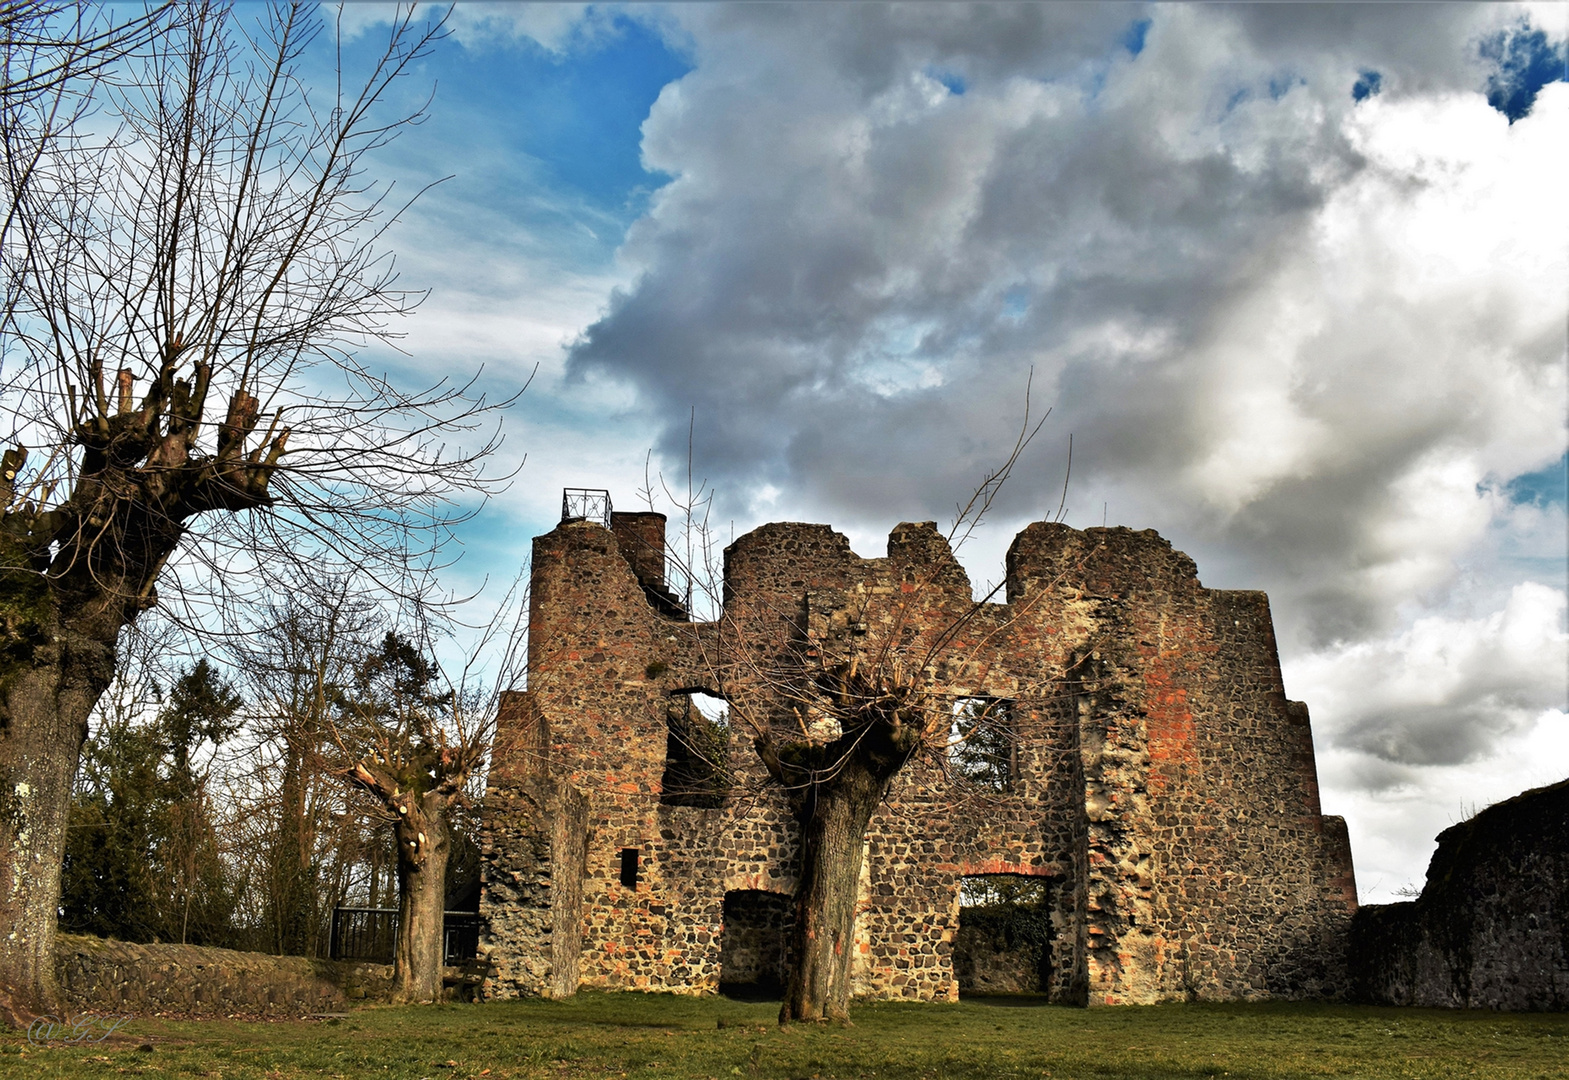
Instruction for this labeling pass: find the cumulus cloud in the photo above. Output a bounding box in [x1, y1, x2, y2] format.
[571, 3, 1563, 618]
[1291, 582, 1567, 768]
[552, 3, 1567, 897]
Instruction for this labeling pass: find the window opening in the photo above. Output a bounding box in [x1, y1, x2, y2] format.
[949, 697, 1016, 792]
[619, 848, 640, 890]
[661, 690, 730, 808]
[954, 874, 1053, 997]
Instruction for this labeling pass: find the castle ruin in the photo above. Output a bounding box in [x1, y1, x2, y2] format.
[479, 499, 1358, 1005]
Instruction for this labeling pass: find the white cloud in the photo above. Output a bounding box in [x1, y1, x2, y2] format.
[550, 3, 1568, 900]
[1291, 581, 1567, 767]
[444, 4, 599, 54]
[1291, 581, 1568, 902]
[332, 2, 621, 55]
[574, 6, 1565, 609]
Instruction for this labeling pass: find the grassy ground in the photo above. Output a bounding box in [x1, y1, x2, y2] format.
[2, 992, 1565, 1080]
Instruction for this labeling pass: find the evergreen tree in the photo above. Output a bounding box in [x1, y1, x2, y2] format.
[59, 659, 241, 946]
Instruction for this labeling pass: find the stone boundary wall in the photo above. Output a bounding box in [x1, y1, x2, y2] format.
[54, 934, 392, 1017]
[1351, 779, 1568, 1011]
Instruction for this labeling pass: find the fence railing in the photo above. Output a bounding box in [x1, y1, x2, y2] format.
[561, 487, 612, 527]
[329, 907, 481, 966]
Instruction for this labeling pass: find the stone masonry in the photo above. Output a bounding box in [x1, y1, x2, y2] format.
[479, 508, 1358, 1005]
[1351, 778, 1568, 1010]
[52, 934, 392, 1016]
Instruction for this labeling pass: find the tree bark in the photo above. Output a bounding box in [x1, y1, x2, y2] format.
[275, 748, 315, 957]
[1, 371, 273, 1018]
[391, 797, 450, 1004]
[780, 767, 884, 1023]
[762, 662, 926, 1025]
[0, 614, 120, 1021]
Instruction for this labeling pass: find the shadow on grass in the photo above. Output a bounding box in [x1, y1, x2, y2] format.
[959, 992, 1054, 1008]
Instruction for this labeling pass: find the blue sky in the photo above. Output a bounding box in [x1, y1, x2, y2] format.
[409, 13, 688, 245]
[321, 2, 1567, 903]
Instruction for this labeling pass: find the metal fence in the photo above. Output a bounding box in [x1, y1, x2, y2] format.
[443, 912, 481, 966]
[561, 488, 612, 527]
[329, 907, 481, 966]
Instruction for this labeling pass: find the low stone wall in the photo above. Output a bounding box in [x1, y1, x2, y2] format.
[1351, 779, 1568, 1011]
[54, 934, 392, 1017]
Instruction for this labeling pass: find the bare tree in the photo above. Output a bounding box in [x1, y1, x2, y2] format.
[0, 3, 168, 110]
[334, 585, 525, 1003]
[664, 402, 1053, 1023]
[0, 2, 508, 1018]
[2, 2, 171, 312]
[236, 575, 382, 958]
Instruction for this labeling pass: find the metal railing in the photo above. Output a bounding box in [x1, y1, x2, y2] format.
[561, 488, 612, 527]
[329, 906, 481, 966]
[443, 912, 481, 966]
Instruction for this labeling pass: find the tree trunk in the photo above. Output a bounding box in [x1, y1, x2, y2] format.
[276, 750, 315, 956]
[0, 629, 117, 1022]
[780, 764, 885, 1024]
[390, 800, 450, 1004]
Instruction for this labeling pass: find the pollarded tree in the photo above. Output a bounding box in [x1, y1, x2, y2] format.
[0, 2, 506, 1018]
[695, 411, 1052, 1024]
[334, 616, 519, 1003]
[337, 631, 466, 1003]
[742, 598, 1034, 1023]
[628, 408, 1050, 1023]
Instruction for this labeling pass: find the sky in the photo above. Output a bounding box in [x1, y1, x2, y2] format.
[329, 2, 1568, 904]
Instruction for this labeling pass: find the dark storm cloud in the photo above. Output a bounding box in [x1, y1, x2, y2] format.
[571, 6, 1362, 503]
[563, 3, 1565, 796]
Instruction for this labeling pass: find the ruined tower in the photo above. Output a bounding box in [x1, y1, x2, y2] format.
[479, 501, 1357, 1004]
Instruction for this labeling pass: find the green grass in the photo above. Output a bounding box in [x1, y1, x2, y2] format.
[2, 993, 1566, 1080]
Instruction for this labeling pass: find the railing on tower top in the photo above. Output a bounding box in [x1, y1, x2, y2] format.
[561, 488, 612, 527]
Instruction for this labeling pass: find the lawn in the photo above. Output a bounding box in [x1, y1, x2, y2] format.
[3, 992, 1565, 1080]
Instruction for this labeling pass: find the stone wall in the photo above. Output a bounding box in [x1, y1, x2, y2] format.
[479, 513, 1358, 1005]
[53, 934, 391, 1017]
[1351, 779, 1568, 1010]
[1006, 526, 1357, 1003]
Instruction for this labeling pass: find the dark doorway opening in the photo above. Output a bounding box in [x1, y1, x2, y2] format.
[719, 889, 791, 999]
[953, 874, 1054, 997]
